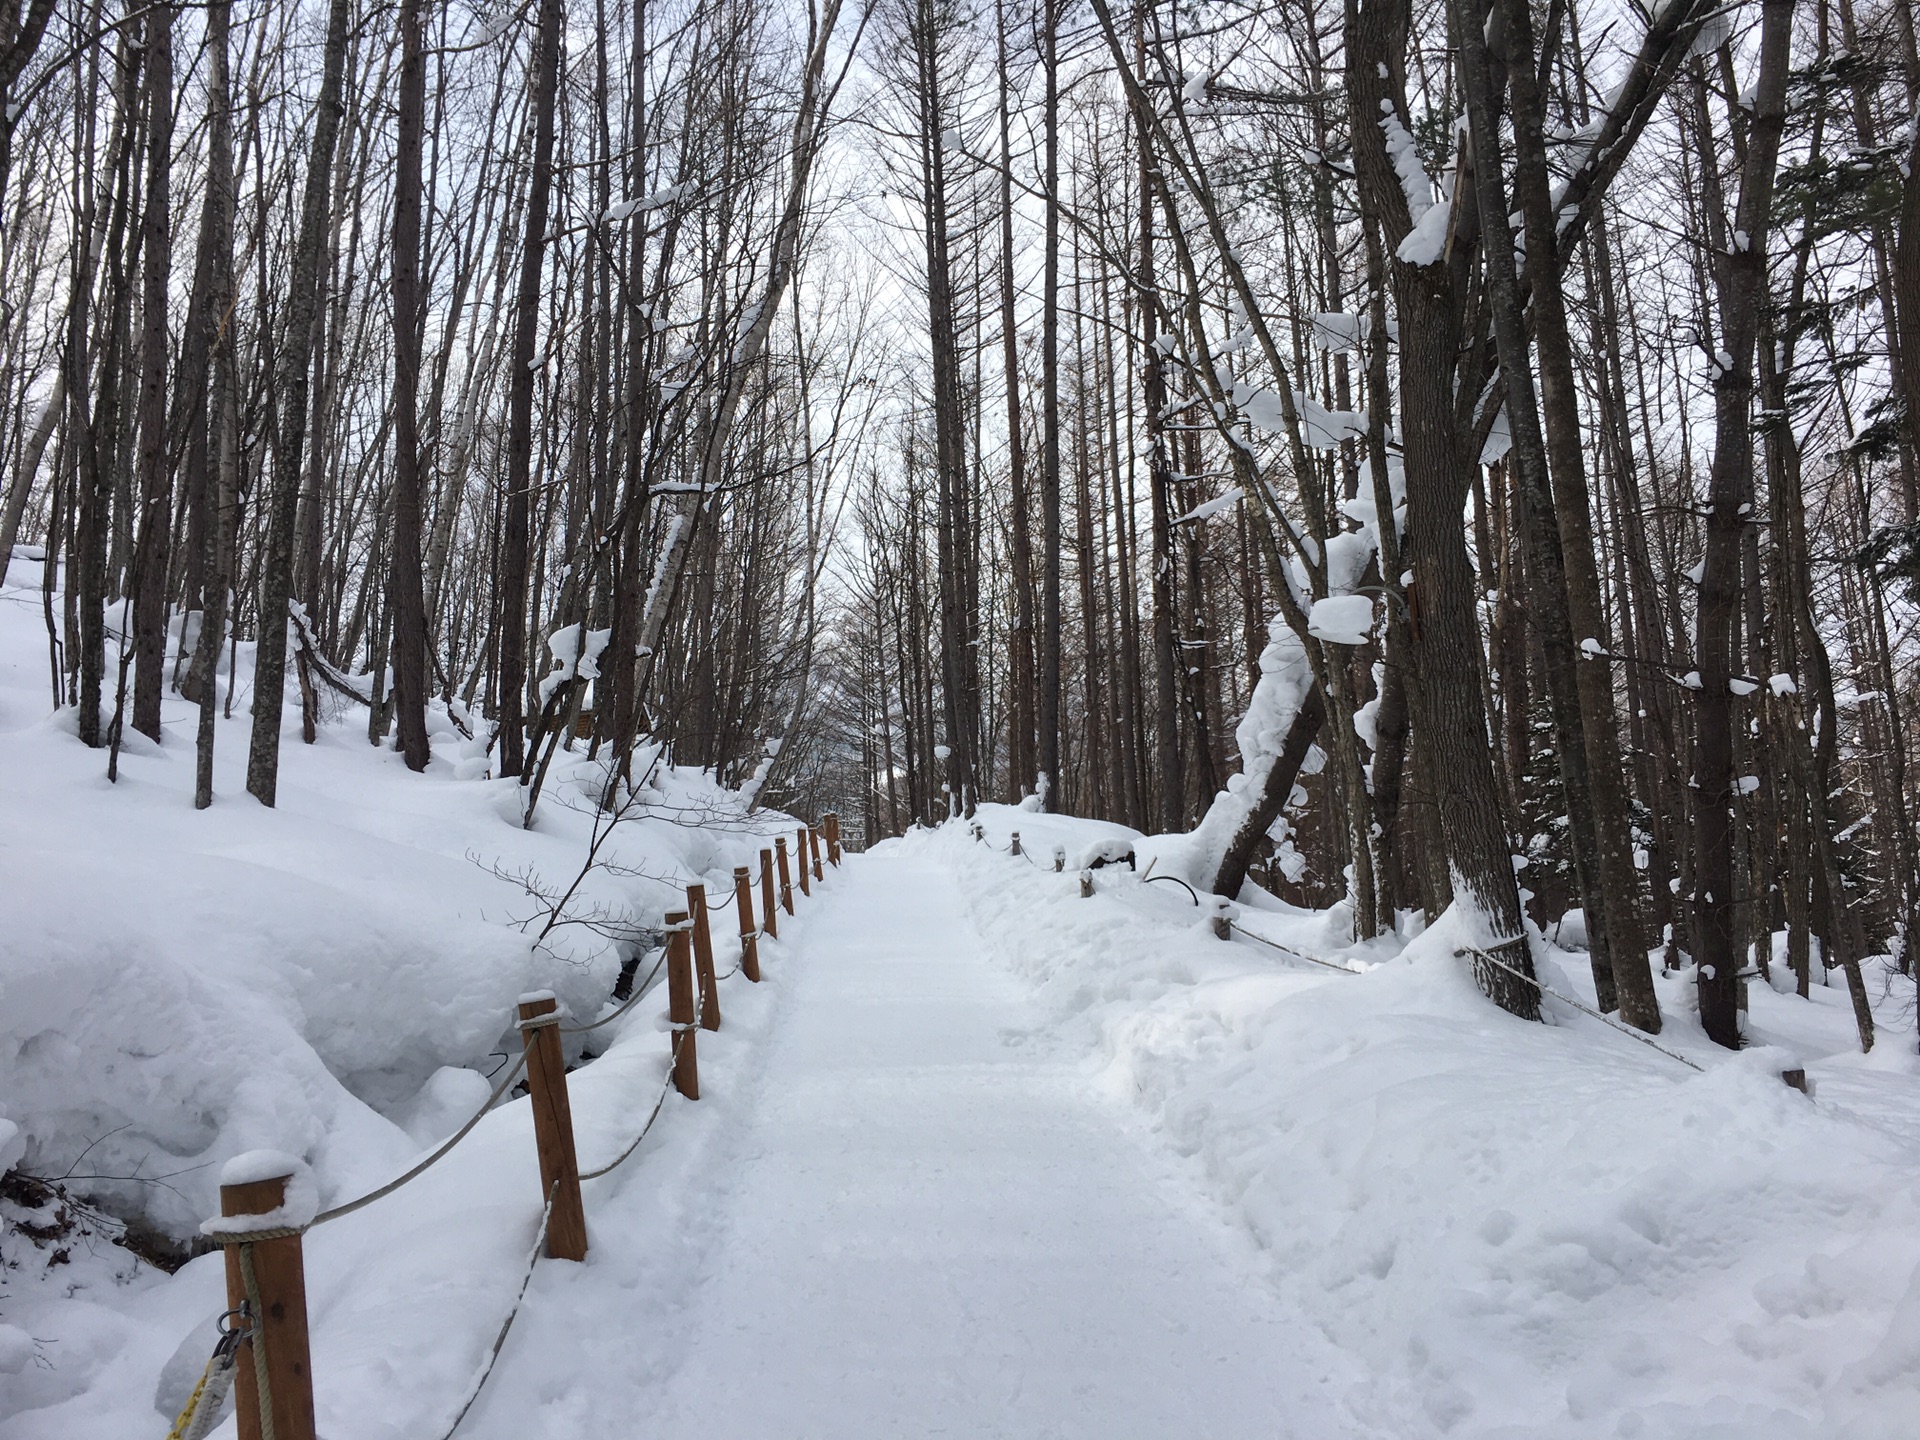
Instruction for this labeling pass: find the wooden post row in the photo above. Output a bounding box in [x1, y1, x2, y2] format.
[733, 866, 761, 982]
[517, 991, 589, 1260]
[218, 1166, 317, 1440]
[665, 910, 700, 1099]
[686, 885, 721, 1031]
[776, 837, 794, 914]
[797, 827, 812, 897]
[760, 846, 779, 937]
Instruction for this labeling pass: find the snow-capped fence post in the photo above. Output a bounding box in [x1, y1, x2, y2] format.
[797, 827, 813, 897]
[1010, 831, 1022, 857]
[1052, 845, 1065, 872]
[760, 847, 779, 937]
[809, 826, 824, 882]
[733, 867, 762, 981]
[515, 992, 588, 1260]
[824, 811, 842, 864]
[214, 1163, 317, 1440]
[1207, 896, 1234, 941]
[665, 910, 700, 1100]
[686, 885, 721, 1031]
[777, 838, 795, 914]
[1080, 869, 1094, 898]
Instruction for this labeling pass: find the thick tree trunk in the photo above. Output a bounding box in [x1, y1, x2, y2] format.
[1498, 0, 1660, 1030]
[1458, 0, 1623, 1016]
[1690, 5, 1793, 1048]
[188, 0, 237, 807]
[1208, 686, 1327, 900]
[386, 0, 430, 772]
[129, 3, 173, 742]
[1347, 0, 1536, 1016]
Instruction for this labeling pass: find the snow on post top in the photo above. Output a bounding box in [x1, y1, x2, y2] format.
[518, 989, 558, 1007]
[204, 1151, 319, 1236]
[219, 1148, 303, 1187]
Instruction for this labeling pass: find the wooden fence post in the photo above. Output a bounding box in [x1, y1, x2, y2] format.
[1208, 896, 1233, 941]
[686, 884, 721, 1030]
[1052, 845, 1065, 872]
[797, 827, 812, 897]
[760, 847, 779, 937]
[824, 811, 842, 864]
[777, 837, 794, 914]
[1080, 869, 1094, 898]
[216, 1165, 317, 1440]
[734, 866, 761, 982]
[809, 826, 823, 882]
[1010, 831, 1022, 857]
[516, 991, 588, 1260]
[665, 911, 700, 1099]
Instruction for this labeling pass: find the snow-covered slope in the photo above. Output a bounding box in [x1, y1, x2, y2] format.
[0, 553, 791, 1424]
[925, 804, 1920, 1439]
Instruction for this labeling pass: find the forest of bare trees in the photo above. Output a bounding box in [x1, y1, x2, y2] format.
[1, 0, 1916, 1049]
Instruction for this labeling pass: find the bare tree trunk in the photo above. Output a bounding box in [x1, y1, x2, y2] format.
[1036, 0, 1063, 812]
[386, 0, 430, 771]
[129, 2, 174, 742]
[1346, 0, 1536, 1015]
[189, 0, 238, 807]
[996, 0, 1035, 801]
[1498, 0, 1660, 1030]
[1690, 5, 1793, 1048]
[246, 0, 351, 805]
[496, 0, 562, 778]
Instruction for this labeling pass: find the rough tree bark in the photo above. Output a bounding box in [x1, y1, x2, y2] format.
[386, 0, 430, 771]
[1690, 2, 1793, 1048]
[245, 0, 351, 805]
[496, 0, 563, 778]
[129, 2, 173, 742]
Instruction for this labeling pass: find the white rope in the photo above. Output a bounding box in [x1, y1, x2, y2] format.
[1226, 920, 1363, 974]
[434, 1181, 559, 1440]
[1461, 944, 1705, 1072]
[578, 984, 707, 1181]
[307, 1049, 532, 1228]
[560, 951, 667, 1035]
[236, 1244, 277, 1440]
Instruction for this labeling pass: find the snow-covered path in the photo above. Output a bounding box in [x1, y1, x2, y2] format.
[475, 848, 1367, 1439]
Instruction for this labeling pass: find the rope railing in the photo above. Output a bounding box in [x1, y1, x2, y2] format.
[165, 811, 846, 1440]
[1460, 943, 1706, 1072]
[977, 821, 1716, 1079]
[1227, 919, 1365, 975]
[430, 1181, 559, 1440]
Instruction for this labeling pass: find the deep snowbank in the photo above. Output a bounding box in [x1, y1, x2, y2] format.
[913, 805, 1920, 1440]
[0, 555, 794, 1427]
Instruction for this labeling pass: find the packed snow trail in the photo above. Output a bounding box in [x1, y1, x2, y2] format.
[468, 848, 1374, 1439]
